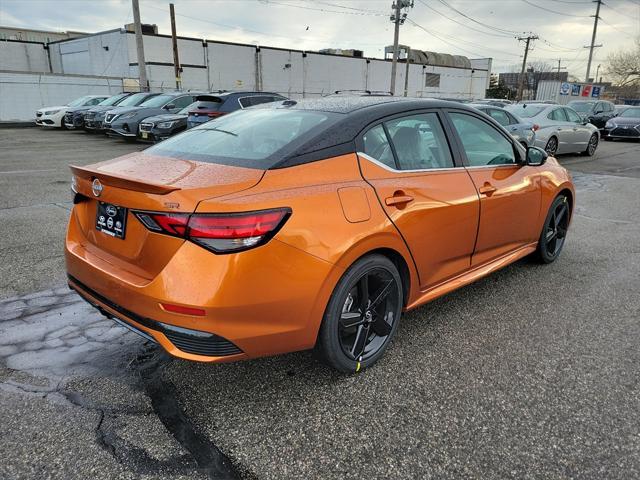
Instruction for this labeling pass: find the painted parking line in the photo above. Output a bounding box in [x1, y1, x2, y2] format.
[0, 168, 58, 175]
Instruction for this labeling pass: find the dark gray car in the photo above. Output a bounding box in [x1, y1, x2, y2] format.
[84, 92, 160, 132]
[104, 92, 201, 139]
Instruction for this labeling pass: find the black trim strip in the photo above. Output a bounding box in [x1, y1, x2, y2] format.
[68, 275, 242, 356]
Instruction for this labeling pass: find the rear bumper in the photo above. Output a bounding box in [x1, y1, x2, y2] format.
[64, 208, 338, 363]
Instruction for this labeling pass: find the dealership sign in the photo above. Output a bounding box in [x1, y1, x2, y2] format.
[560, 83, 602, 98]
[560, 82, 570, 95]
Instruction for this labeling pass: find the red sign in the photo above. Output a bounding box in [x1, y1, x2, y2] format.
[582, 85, 592, 97]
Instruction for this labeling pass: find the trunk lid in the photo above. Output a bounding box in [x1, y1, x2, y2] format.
[70, 152, 264, 280]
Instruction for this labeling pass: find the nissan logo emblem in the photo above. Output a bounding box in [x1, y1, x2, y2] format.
[92, 179, 103, 197]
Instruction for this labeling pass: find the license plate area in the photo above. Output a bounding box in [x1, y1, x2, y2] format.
[96, 202, 127, 239]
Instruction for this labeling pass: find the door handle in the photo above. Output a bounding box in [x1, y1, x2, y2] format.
[385, 193, 414, 207]
[479, 183, 497, 196]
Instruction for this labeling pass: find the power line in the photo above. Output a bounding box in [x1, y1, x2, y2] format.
[435, 0, 525, 35]
[521, 0, 592, 17]
[414, 0, 514, 38]
[599, 18, 637, 38]
[260, 0, 387, 16]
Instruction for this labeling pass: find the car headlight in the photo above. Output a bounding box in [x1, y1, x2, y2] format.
[119, 112, 137, 119]
[44, 109, 61, 115]
[605, 121, 615, 128]
[157, 121, 176, 129]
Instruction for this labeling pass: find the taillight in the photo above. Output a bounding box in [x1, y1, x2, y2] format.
[532, 124, 540, 131]
[207, 111, 225, 118]
[133, 208, 291, 253]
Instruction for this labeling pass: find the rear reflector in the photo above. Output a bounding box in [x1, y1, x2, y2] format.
[133, 208, 291, 253]
[161, 303, 206, 316]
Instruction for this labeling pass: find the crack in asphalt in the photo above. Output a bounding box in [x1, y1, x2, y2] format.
[0, 290, 242, 480]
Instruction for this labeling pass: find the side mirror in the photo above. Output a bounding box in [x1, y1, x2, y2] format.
[526, 146, 548, 166]
[164, 103, 175, 110]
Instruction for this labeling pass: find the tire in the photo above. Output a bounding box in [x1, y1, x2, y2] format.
[316, 254, 403, 373]
[583, 133, 598, 156]
[545, 136, 558, 156]
[60, 118, 67, 130]
[534, 194, 570, 264]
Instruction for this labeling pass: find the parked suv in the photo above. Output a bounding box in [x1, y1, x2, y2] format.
[137, 97, 218, 143]
[84, 92, 160, 132]
[36, 95, 107, 128]
[186, 91, 286, 128]
[105, 92, 201, 139]
[567, 100, 616, 129]
[64, 93, 130, 130]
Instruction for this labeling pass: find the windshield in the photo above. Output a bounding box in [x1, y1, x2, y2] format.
[67, 96, 92, 107]
[188, 100, 222, 112]
[146, 108, 337, 169]
[568, 102, 595, 113]
[139, 94, 174, 108]
[117, 93, 156, 107]
[619, 108, 640, 118]
[506, 105, 546, 118]
[98, 94, 128, 106]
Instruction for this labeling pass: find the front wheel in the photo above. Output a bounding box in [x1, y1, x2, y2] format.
[316, 254, 403, 373]
[583, 133, 598, 156]
[534, 195, 570, 264]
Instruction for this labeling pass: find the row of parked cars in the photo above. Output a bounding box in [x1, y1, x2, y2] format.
[35, 91, 639, 154]
[35, 91, 287, 142]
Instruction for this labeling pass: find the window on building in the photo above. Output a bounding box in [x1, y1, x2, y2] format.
[424, 73, 441, 88]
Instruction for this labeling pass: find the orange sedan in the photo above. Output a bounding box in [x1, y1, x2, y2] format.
[66, 97, 574, 372]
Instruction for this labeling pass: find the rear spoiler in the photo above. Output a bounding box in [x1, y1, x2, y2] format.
[69, 165, 180, 195]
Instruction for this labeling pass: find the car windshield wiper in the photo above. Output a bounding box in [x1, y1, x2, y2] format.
[204, 127, 238, 137]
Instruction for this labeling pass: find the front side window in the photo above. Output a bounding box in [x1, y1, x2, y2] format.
[384, 113, 454, 170]
[362, 124, 395, 168]
[487, 108, 511, 127]
[449, 112, 516, 167]
[564, 108, 582, 123]
[172, 96, 195, 109]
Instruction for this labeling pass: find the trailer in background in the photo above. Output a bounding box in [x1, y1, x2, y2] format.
[536, 80, 607, 105]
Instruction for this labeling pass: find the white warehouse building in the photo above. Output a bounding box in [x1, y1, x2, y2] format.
[0, 27, 492, 122]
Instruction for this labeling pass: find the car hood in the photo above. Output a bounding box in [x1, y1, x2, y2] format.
[67, 105, 93, 114]
[107, 106, 144, 115]
[610, 117, 640, 126]
[87, 105, 118, 114]
[38, 105, 67, 112]
[143, 113, 187, 123]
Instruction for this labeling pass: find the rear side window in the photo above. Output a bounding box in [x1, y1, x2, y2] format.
[146, 109, 338, 169]
[362, 125, 395, 168]
[449, 112, 516, 167]
[384, 113, 454, 170]
[548, 108, 568, 121]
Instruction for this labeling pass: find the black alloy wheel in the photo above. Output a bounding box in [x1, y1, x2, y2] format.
[584, 133, 598, 156]
[545, 136, 558, 156]
[535, 195, 570, 263]
[317, 255, 403, 373]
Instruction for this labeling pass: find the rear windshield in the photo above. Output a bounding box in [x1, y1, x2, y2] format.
[187, 100, 222, 112]
[117, 93, 157, 107]
[146, 108, 338, 169]
[568, 101, 595, 113]
[506, 105, 546, 118]
[99, 94, 129, 106]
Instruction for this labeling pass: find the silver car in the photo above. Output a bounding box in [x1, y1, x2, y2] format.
[469, 104, 536, 147]
[506, 103, 599, 156]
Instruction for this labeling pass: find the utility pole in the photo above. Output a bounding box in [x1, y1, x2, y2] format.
[132, 0, 148, 91]
[389, 0, 412, 95]
[557, 58, 567, 75]
[516, 35, 538, 102]
[169, 3, 181, 90]
[585, 0, 602, 82]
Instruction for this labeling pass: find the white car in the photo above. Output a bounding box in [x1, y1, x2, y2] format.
[35, 95, 108, 128]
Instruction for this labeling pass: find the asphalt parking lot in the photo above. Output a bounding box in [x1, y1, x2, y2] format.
[1, 127, 639, 479]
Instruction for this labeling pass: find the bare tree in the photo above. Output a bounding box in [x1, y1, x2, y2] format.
[606, 39, 640, 87]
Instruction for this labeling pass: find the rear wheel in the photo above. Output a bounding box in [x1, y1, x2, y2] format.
[317, 254, 403, 373]
[534, 195, 570, 264]
[545, 136, 558, 156]
[583, 133, 598, 156]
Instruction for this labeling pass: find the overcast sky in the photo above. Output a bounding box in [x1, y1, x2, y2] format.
[1, 0, 638, 80]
